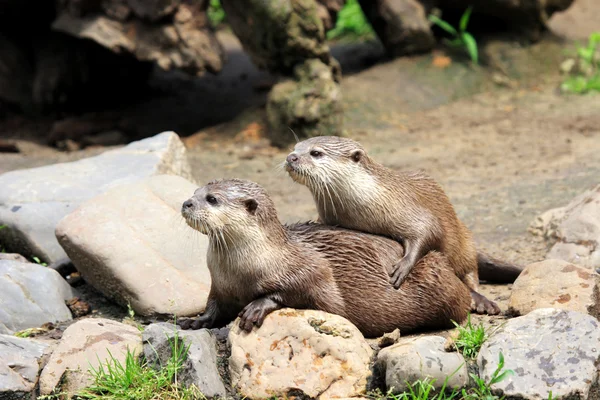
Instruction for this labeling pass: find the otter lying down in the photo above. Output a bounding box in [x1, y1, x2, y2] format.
[178, 178, 471, 338]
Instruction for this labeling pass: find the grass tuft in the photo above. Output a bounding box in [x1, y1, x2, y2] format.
[451, 314, 487, 359]
[428, 7, 478, 64]
[326, 0, 375, 42]
[207, 0, 226, 28]
[561, 32, 600, 94]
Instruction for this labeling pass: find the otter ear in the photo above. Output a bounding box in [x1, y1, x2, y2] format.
[244, 198, 258, 215]
[351, 149, 364, 162]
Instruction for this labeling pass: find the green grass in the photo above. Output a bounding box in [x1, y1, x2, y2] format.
[561, 32, 600, 94]
[451, 314, 487, 359]
[368, 352, 513, 400]
[327, 0, 375, 42]
[428, 7, 478, 64]
[73, 326, 203, 400]
[207, 0, 226, 28]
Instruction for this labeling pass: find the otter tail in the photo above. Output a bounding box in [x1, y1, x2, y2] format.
[477, 251, 524, 283]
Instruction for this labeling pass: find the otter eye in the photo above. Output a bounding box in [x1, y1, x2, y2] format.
[310, 150, 323, 158]
[206, 195, 218, 205]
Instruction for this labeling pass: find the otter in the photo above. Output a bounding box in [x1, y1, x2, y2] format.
[285, 136, 522, 315]
[177, 178, 471, 337]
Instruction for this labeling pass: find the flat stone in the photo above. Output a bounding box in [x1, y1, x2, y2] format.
[55, 174, 210, 317]
[0, 131, 193, 263]
[477, 308, 600, 400]
[229, 308, 373, 399]
[509, 259, 599, 318]
[376, 336, 468, 394]
[0, 335, 51, 399]
[530, 183, 600, 268]
[0, 260, 75, 335]
[39, 318, 142, 396]
[142, 323, 226, 398]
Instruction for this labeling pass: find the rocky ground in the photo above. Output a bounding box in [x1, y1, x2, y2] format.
[1, 0, 600, 398]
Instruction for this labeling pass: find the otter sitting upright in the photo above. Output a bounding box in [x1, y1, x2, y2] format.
[178, 178, 471, 337]
[285, 136, 519, 315]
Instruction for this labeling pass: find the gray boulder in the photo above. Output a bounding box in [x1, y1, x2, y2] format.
[0, 131, 193, 263]
[529, 184, 600, 269]
[142, 323, 225, 398]
[55, 174, 211, 317]
[0, 335, 51, 400]
[376, 336, 468, 394]
[0, 260, 75, 335]
[478, 308, 600, 400]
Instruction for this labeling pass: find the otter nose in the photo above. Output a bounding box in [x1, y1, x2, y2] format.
[286, 153, 298, 164]
[182, 199, 194, 210]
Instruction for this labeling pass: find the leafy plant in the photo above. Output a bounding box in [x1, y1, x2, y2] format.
[451, 314, 487, 359]
[77, 328, 199, 400]
[462, 352, 513, 400]
[561, 32, 600, 94]
[428, 7, 478, 64]
[207, 0, 226, 28]
[32, 256, 47, 267]
[327, 0, 375, 42]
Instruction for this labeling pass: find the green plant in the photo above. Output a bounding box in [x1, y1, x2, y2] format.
[327, 0, 375, 42]
[561, 32, 600, 94]
[207, 0, 226, 28]
[77, 328, 199, 400]
[462, 352, 513, 400]
[428, 7, 478, 64]
[32, 256, 47, 267]
[451, 314, 487, 359]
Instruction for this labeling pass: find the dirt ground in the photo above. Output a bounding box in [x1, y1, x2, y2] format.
[1, 0, 599, 319]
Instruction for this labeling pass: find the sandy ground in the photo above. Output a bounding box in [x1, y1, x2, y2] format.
[1, 0, 599, 322]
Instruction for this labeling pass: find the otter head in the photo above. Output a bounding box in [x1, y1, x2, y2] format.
[181, 178, 284, 246]
[284, 136, 372, 195]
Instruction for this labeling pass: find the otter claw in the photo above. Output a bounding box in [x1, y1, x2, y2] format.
[470, 291, 501, 315]
[238, 298, 281, 333]
[177, 314, 213, 330]
[389, 260, 412, 289]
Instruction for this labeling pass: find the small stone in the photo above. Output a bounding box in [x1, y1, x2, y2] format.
[55, 174, 211, 317]
[66, 297, 92, 318]
[508, 259, 599, 318]
[0, 260, 75, 335]
[0, 335, 51, 399]
[0, 253, 29, 263]
[529, 183, 600, 268]
[0, 131, 193, 263]
[142, 323, 226, 398]
[376, 336, 469, 394]
[378, 328, 401, 348]
[229, 308, 373, 399]
[39, 318, 142, 396]
[477, 308, 600, 400]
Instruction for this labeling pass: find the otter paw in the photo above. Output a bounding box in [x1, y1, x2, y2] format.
[470, 292, 501, 315]
[238, 298, 281, 333]
[177, 315, 212, 330]
[389, 260, 412, 289]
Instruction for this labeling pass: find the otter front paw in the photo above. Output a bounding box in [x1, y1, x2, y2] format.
[238, 297, 281, 333]
[470, 291, 501, 315]
[177, 314, 214, 330]
[389, 258, 414, 289]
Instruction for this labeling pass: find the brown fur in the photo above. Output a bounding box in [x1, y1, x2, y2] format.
[179, 178, 471, 337]
[285, 135, 514, 314]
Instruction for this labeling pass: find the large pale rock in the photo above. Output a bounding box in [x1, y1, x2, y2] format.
[39, 318, 142, 396]
[529, 184, 600, 268]
[0, 335, 51, 399]
[229, 308, 373, 399]
[478, 308, 600, 400]
[0, 131, 193, 263]
[55, 174, 210, 317]
[509, 259, 599, 319]
[143, 323, 226, 398]
[0, 260, 75, 335]
[376, 336, 468, 394]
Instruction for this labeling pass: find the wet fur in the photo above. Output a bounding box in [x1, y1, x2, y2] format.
[180, 178, 470, 337]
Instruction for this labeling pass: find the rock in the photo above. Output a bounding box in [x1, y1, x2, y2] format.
[142, 323, 226, 397]
[376, 336, 468, 394]
[0, 131, 193, 263]
[52, 0, 224, 76]
[358, 0, 435, 57]
[0, 335, 51, 399]
[267, 59, 343, 147]
[39, 318, 142, 396]
[529, 184, 600, 268]
[0, 260, 75, 335]
[0, 253, 29, 263]
[221, 0, 333, 74]
[477, 308, 600, 400]
[55, 174, 210, 317]
[229, 308, 373, 399]
[377, 328, 401, 348]
[508, 259, 600, 319]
